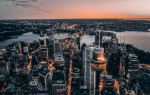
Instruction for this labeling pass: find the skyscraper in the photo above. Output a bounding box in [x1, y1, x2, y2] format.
[39, 35, 49, 62]
[83, 46, 107, 95]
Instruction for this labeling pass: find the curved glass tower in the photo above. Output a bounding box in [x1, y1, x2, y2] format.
[90, 47, 107, 95]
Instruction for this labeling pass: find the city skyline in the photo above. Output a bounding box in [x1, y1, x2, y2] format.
[0, 0, 150, 20]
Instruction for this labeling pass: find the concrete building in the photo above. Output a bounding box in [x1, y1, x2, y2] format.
[52, 72, 66, 95]
[54, 53, 64, 66]
[52, 54, 66, 95]
[54, 40, 62, 54]
[119, 44, 127, 77]
[83, 46, 107, 95]
[39, 35, 49, 62]
[127, 54, 139, 79]
[48, 33, 54, 58]
[82, 46, 94, 95]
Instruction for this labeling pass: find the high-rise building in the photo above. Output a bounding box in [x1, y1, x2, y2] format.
[95, 31, 118, 53]
[54, 40, 62, 54]
[83, 46, 107, 95]
[91, 47, 107, 95]
[52, 71, 66, 95]
[127, 54, 139, 79]
[48, 33, 54, 58]
[52, 53, 66, 95]
[119, 44, 127, 77]
[39, 35, 49, 48]
[83, 46, 95, 95]
[39, 35, 49, 62]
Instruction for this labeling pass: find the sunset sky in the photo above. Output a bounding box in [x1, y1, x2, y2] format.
[0, 0, 150, 19]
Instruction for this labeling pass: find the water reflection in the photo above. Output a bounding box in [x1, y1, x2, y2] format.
[0, 31, 150, 52]
[116, 31, 150, 52]
[0, 32, 40, 49]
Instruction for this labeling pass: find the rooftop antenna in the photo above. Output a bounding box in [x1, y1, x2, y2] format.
[123, 33, 125, 44]
[99, 30, 100, 48]
[99, 26, 103, 48]
[119, 35, 121, 44]
[123, 32, 126, 50]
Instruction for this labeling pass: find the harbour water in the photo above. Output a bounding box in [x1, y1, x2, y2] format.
[116, 31, 150, 52]
[0, 31, 150, 52]
[0, 32, 40, 49]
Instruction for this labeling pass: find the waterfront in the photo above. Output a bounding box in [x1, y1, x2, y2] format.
[0, 31, 150, 52]
[0, 32, 40, 49]
[0, 32, 96, 49]
[116, 31, 150, 52]
[0, 29, 149, 95]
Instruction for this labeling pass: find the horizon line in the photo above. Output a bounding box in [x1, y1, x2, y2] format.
[0, 17, 150, 21]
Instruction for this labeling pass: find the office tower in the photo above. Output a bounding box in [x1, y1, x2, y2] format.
[52, 53, 66, 95]
[39, 35, 49, 48]
[83, 46, 95, 95]
[39, 35, 49, 62]
[83, 46, 107, 95]
[23, 46, 29, 64]
[48, 33, 54, 58]
[91, 47, 107, 95]
[95, 31, 119, 53]
[127, 54, 139, 79]
[54, 39, 62, 54]
[119, 44, 127, 77]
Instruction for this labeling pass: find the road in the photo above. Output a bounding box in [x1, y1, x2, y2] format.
[114, 79, 120, 94]
[67, 56, 72, 95]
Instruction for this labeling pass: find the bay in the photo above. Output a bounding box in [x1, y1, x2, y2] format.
[0, 31, 150, 52]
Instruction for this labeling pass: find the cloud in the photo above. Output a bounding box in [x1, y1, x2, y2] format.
[31, 0, 38, 2]
[16, 0, 29, 3]
[0, 0, 39, 7]
[0, 0, 51, 13]
[14, 2, 31, 8]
